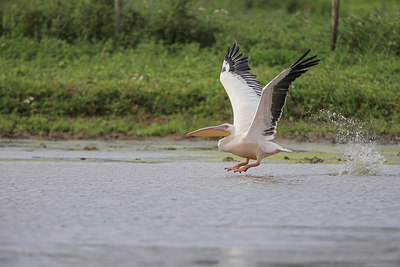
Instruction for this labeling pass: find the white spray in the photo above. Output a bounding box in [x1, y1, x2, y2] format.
[318, 110, 386, 176]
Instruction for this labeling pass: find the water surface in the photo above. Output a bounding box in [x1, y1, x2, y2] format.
[1, 140, 399, 266]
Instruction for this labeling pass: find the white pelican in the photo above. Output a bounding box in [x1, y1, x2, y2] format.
[187, 42, 319, 173]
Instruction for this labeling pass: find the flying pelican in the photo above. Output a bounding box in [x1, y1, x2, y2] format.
[187, 42, 319, 173]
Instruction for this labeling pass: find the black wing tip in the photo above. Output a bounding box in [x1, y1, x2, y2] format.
[291, 49, 319, 70]
[225, 41, 245, 64]
[301, 60, 320, 69]
[223, 41, 263, 96]
[226, 40, 239, 58]
[291, 49, 310, 66]
[230, 42, 236, 57]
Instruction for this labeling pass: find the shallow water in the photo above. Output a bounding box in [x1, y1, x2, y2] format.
[1, 139, 399, 266]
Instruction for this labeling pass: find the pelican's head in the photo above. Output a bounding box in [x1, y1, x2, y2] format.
[186, 123, 233, 137]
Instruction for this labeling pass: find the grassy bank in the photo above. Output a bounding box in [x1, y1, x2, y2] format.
[0, 0, 399, 140]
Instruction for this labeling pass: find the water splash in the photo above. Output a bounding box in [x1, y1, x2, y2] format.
[342, 143, 386, 175]
[317, 110, 386, 176]
[317, 110, 368, 144]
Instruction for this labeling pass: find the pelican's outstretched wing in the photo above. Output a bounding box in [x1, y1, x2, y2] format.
[220, 41, 262, 134]
[246, 50, 319, 138]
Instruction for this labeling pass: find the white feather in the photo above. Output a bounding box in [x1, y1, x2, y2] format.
[220, 62, 260, 134]
[245, 68, 291, 138]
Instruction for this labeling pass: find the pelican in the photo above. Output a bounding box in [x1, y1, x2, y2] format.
[187, 42, 319, 173]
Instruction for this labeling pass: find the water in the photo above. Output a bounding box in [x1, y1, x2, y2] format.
[1, 139, 399, 266]
[342, 143, 387, 176]
[317, 110, 389, 176]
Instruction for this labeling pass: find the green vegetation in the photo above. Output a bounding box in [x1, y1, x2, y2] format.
[0, 0, 399, 139]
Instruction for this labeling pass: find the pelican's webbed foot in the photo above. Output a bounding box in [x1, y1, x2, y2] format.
[225, 159, 249, 172]
[235, 160, 261, 173]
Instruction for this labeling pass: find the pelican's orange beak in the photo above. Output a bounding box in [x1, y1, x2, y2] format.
[186, 125, 230, 137]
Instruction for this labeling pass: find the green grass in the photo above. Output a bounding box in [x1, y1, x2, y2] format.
[0, 0, 399, 139]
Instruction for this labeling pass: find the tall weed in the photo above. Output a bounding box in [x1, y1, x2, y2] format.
[340, 10, 400, 54]
[1, 0, 216, 48]
[0, 1, 399, 137]
[4, 0, 145, 47]
[146, 0, 217, 47]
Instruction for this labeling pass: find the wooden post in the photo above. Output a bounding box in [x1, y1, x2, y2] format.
[331, 0, 340, 51]
[114, 0, 122, 40]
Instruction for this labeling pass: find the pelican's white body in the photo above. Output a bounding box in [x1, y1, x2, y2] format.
[218, 131, 290, 161]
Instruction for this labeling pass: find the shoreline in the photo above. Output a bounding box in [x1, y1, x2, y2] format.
[2, 132, 399, 145]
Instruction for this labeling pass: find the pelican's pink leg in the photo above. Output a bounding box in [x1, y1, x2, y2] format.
[235, 160, 261, 173]
[225, 158, 249, 172]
